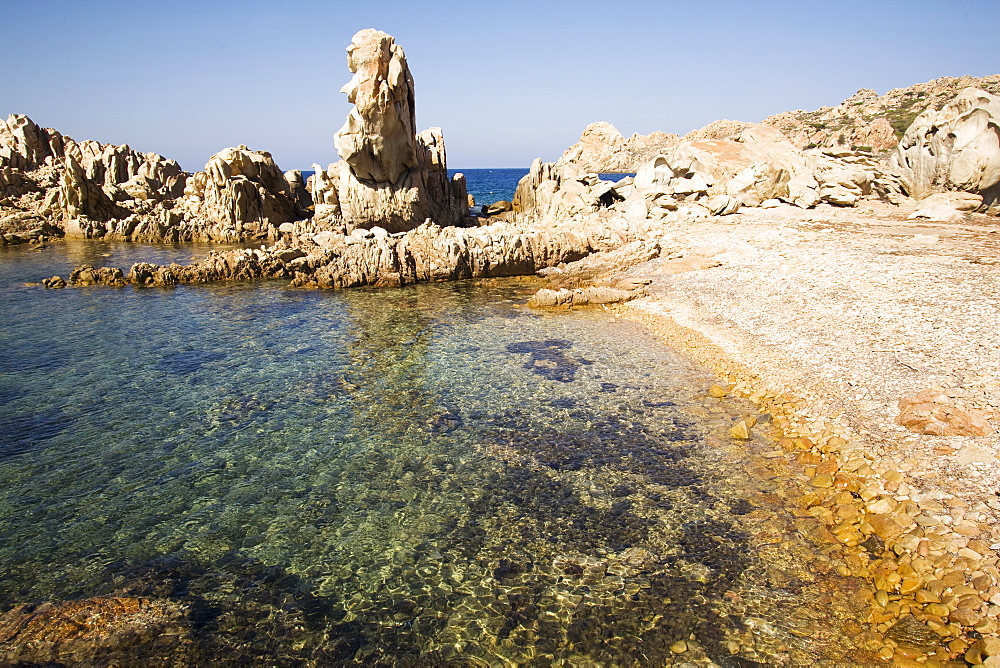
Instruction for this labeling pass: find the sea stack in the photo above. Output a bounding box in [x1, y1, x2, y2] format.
[332, 28, 468, 233]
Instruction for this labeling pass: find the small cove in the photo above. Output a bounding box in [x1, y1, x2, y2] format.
[0, 241, 872, 665]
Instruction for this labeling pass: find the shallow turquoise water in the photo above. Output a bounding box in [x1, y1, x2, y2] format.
[0, 242, 865, 665]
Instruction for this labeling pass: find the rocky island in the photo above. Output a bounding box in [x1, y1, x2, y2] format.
[2, 25, 1000, 668]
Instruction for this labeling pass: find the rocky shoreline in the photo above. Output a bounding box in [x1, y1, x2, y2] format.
[603, 200, 1000, 666]
[4, 21, 1000, 667]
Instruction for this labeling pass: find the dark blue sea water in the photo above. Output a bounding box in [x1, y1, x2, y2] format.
[451, 169, 635, 207]
[298, 169, 631, 209]
[0, 242, 864, 664]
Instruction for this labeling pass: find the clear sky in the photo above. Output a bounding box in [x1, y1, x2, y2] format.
[2, 0, 997, 171]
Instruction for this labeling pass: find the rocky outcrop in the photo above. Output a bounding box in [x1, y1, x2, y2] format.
[0, 114, 186, 202]
[889, 88, 1000, 207]
[2, 30, 470, 244]
[557, 122, 679, 173]
[54, 205, 673, 292]
[0, 114, 315, 243]
[628, 125, 899, 211]
[512, 159, 624, 218]
[58, 220, 596, 289]
[515, 122, 910, 225]
[177, 145, 304, 239]
[332, 29, 468, 232]
[763, 75, 1000, 151]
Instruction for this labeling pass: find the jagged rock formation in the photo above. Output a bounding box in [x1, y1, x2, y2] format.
[889, 88, 1000, 208]
[763, 75, 1000, 151]
[517, 124, 903, 224]
[0, 115, 310, 243]
[177, 145, 303, 239]
[512, 160, 625, 218]
[331, 29, 468, 232]
[0, 114, 186, 226]
[1, 30, 470, 244]
[557, 122, 679, 173]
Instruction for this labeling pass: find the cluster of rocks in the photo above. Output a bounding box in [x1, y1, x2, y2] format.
[513, 123, 903, 224]
[0, 114, 311, 244]
[898, 387, 996, 438]
[1, 29, 468, 245]
[517, 84, 1000, 225]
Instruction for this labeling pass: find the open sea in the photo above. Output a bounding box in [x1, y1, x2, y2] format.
[298, 169, 630, 209]
[451, 169, 633, 207]
[0, 238, 870, 664]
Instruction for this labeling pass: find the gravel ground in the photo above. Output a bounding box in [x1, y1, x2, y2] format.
[606, 200, 1000, 659]
[624, 201, 1000, 507]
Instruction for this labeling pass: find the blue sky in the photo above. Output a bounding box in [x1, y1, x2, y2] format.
[2, 0, 997, 170]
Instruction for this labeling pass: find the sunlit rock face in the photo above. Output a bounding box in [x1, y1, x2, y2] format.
[332, 29, 468, 233]
[890, 87, 1000, 207]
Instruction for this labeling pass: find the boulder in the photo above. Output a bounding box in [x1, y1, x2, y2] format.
[180, 145, 301, 239]
[889, 87, 1000, 206]
[706, 194, 741, 215]
[485, 200, 512, 215]
[527, 286, 638, 308]
[910, 191, 983, 220]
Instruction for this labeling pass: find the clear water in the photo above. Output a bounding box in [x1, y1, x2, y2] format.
[0, 242, 869, 665]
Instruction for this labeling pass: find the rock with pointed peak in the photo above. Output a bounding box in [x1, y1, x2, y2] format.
[332, 29, 468, 232]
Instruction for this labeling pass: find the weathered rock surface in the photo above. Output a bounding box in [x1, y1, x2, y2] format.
[520, 122, 905, 225]
[177, 145, 304, 240]
[332, 29, 468, 232]
[512, 160, 624, 218]
[0, 113, 187, 230]
[628, 125, 899, 212]
[527, 285, 639, 308]
[1, 30, 470, 244]
[889, 87, 1000, 207]
[0, 114, 310, 243]
[59, 213, 659, 290]
[557, 121, 679, 173]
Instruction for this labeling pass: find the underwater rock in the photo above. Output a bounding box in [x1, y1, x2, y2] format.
[0, 596, 192, 665]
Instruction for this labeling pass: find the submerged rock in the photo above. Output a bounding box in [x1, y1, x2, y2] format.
[0, 596, 191, 665]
